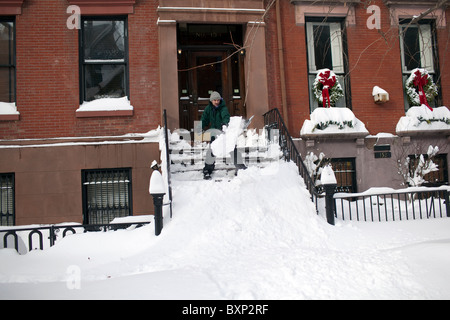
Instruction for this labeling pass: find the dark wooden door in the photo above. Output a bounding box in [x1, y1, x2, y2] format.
[179, 50, 246, 132]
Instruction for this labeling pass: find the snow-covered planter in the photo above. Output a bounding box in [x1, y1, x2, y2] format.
[300, 107, 369, 137]
[396, 106, 450, 134]
[405, 68, 438, 108]
[312, 69, 344, 108]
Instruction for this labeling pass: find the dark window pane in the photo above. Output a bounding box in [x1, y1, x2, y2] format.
[83, 20, 125, 60]
[83, 64, 126, 101]
[0, 21, 14, 66]
[403, 27, 421, 71]
[0, 67, 14, 102]
[83, 169, 131, 225]
[313, 25, 333, 70]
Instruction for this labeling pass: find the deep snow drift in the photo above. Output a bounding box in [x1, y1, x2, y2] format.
[1, 161, 450, 300]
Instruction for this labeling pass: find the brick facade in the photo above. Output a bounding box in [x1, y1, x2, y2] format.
[265, 0, 450, 136]
[0, 0, 160, 140]
[0, 0, 449, 225]
[1, 0, 448, 139]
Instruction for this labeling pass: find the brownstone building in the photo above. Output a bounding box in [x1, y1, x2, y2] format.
[0, 0, 449, 226]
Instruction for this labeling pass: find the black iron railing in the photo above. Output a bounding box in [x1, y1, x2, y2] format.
[334, 187, 450, 222]
[263, 108, 319, 206]
[163, 109, 173, 219]
[1, 221, 151, 254]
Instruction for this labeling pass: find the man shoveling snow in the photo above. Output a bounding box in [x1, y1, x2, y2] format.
[201, 91, 250, 179]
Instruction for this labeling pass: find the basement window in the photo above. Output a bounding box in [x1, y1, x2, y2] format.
[0, 173, 15, 226]
[82, 168, 132, 225]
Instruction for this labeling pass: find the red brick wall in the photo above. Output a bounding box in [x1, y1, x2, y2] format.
[0, 0, 161, 140]
[266, 0, 450, 136]
[347, 0, 406, 135]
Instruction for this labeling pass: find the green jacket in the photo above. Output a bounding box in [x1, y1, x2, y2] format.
[201, 100, 231, 131]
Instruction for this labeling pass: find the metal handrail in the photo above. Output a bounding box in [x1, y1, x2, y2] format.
[163, 109, 173, 218]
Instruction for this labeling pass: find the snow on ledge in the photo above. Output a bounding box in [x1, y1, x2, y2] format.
[300, 107, 369, 138]
[76, 97, 134, 113]
[396, 106, 450, 135]
[0, 102, 20, 115]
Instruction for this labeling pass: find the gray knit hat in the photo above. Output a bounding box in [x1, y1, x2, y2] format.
[210, 91, 222, 101]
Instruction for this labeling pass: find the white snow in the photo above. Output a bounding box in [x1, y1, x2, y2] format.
[0, 102, 20, 115]
[396, 106, 450, 133]
[320, 165, 337, 185]
[372, 86, 388, 96]
[300, 107, 369, 136]
[76, 97, 134, 113]
[149, 170, 166, 195]
[211, 116, 244, 157]
[1, 161, 449, 300]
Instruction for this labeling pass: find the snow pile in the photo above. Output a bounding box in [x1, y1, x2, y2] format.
[396, 106, 450, 133]
[0, 102, 20, 115]
[76, 97, 133, 112]
[300, 107, 369, 136]
[211, 116, 244, 157]
[1, 161, 450, 300]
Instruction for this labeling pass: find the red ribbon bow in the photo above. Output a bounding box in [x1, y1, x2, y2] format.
[413, 70, 433, 111]
[318, 70, 336, 108]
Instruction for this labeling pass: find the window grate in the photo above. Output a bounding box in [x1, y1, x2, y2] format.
[0, 173, 15, 226]
[82, 168, 132, 225]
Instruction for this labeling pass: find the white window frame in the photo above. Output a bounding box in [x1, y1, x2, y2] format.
[306, 20, 347, 111]
[399, 23, 435, 74]
[306, 21, 344, 73]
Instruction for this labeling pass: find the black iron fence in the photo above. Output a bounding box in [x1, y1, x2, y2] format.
[333, 187, 450, 222]
[1, 221, 151, 254]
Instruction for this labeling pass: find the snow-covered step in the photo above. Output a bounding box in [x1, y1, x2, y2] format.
[167, 128, 282, 179]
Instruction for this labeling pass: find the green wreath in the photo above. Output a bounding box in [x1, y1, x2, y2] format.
[405, 68, 438, 107]
[312, 69, 344, 107]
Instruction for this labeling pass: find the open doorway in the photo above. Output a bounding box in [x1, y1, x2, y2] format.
[177, 24, 246, 132]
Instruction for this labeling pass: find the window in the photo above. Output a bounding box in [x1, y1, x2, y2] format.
[82, 168, 132, 225]
[317, 158, 357, 193]
[306, 19, 348, 111]
[330, 158, 357, 193]
[80, 17, 128, 102]
[0, 18, 15, 103]
[400, 21, 439, 109]
[0, 173, 15, 226]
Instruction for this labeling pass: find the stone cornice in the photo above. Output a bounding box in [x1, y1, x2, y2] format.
[0, 0, 25, 15]
[66, 0, 136, 15]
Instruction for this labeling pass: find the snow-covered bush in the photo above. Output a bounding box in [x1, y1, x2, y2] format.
[397, 145, 439, 187]
[304, 151, 328, 186]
